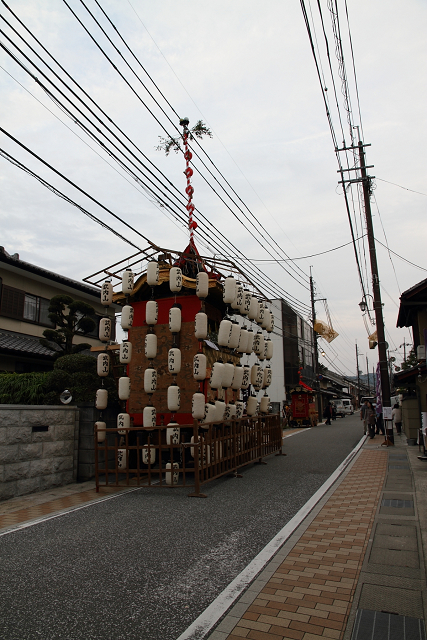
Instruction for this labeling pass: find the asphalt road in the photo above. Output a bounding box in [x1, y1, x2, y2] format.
[0, 415, 363, 640]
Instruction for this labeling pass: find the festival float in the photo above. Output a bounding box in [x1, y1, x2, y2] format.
[85, 119, 282, 496]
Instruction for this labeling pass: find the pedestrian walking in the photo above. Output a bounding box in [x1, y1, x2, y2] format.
[360, 399, 369, 435]
[324, 402, 332, 425]
[331, 403, 337, 421]
[366, 401, 376, 439]
[392, 403, 402, 434]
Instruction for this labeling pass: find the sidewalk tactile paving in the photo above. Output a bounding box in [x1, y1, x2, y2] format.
[222, 449, 388, 640]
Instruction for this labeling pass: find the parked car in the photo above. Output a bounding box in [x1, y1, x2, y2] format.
[340, 399, 354, 415]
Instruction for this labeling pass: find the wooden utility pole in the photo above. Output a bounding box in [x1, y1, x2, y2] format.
[356, 342, 361, 407]
[310, 268, 322, 419]
[356, 139, 391, 413]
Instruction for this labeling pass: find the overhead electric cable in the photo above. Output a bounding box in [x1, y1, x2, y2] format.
[63, 0, 311, 289]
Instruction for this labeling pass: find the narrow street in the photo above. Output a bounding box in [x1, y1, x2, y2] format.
[0, 416, 363, 640]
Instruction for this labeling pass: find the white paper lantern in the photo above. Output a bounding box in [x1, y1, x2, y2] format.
[265, 311, 274, 333]
[192, 392, 206, 419]
[257, 301, 265, 325]
[248, 296, 258, 320]
[263, 366, 273, 389]
[168, 348, 181, 374]
[210, 361, 224, 389]
[223, 276, 236, 304]
[241, 364, 251, 389]
[122, 268, 134, 294]
[231, 283, 244, 310]
[252, 332, 262, 355]
[203, 401, 217, 424]
[236, 328, 249, 353]
[117, 412, 130, 433]
[215, 400, 226, 422]
[253, 367, 263, 391]
[99, 317, 112, 342]
[217, 387, 225, 401]
[246, 395, 258, 416]
[166, 423, 180, 445]
[95, 388, 108, 410]
[121, 305, 134, 330]
[231, 364, 244, 390]
[251, 363, 260, 386]
[196, 271, 209, 298]
[235, 401, 245, 419]
[260, 395, 270, 413]
[118, 449, 127, 470]
[223, 403, 232, 420]
[119, 376, 131, 400]
[222, 362, 235, 388]
[258, 335, 266, 359]
[144, 368, 157, 394]
[142, 445, 156, 465]
[143, 405, 156, 428]
[240, 291, 251, 316]
[167, 384, 180, 411]
[146, 300, 158, 326]
[265, 339, 273, 360]
[101, 281, 113, 306]
[193, 353, 207, 381]
[165, 462, 179, 485]
[145, 333, 157, 359]
[261, 306, 270, 329]
[97, 353, 110, 377]
[218, 319, 232, 346]
[146, 260, 159, 286]
[228, 403, 237, 418]
[169, 305, 182, 333]
[120, 341, 132, 364]
[228, 322, 241, 349]
[245, 329, 255, 354]
[169, 266, 182, 292]
[195, 312, 208, 339]
[95, 421, 106, 442]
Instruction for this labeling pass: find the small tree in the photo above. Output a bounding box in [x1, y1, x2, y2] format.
[40, 294, 96, 357]
[401, 348, 418, 371]
[156, 119, 212, 155]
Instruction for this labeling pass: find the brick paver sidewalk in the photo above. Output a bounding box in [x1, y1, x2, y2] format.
[223, 448, 388, 640]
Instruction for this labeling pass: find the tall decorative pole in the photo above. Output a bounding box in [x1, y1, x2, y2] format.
[180, 117, 197, 246]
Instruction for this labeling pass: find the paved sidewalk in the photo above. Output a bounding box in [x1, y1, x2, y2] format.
[208, 432, 427, 640]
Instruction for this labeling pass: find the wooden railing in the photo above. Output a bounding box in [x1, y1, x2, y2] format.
[94, 414, 282, 497]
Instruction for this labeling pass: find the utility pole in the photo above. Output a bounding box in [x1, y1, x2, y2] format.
[310, 267, 322, 420]
[366, 355, 370, 392]
[356, 342, 361, 407]
[400, 341, 411, 365]
[357, 138, 391, 413]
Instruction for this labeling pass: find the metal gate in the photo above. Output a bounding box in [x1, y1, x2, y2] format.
[94, 414, 282, 497]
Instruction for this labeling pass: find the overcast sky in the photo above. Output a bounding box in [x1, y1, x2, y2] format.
[1, 0, 426, 377]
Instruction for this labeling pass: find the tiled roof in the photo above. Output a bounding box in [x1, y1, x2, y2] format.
[0, 330, 57, 357]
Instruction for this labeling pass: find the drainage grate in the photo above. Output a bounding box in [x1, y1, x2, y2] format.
[352, 609, 426, 640]
[389, 464, 410, 469]
[381, 499, 414, 508]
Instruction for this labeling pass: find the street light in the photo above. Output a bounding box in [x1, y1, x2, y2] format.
[358, 294, 374, 313]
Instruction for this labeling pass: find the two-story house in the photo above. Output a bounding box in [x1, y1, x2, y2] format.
[0, 247, 116, 372]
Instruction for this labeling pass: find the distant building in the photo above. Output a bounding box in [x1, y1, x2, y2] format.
[269, 299, 316, 406]
[0, 247, 116, 372]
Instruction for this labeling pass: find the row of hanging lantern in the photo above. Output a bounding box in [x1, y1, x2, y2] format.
[215, 275, 274, 419]
[189, 272, 274, 425]
[95, 270, 135, 458]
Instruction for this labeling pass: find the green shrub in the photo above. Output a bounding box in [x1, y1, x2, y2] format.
[0, 372, 49, 405]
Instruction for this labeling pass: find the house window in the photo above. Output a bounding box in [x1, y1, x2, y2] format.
[0, 286, 54, 328]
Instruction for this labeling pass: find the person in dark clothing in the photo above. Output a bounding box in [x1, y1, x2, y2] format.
[324, 402, 332, 425]
[331, 403, 337, 421]
[366, 401, 376, 439]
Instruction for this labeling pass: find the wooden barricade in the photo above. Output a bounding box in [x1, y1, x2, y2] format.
[94, 414, 282, 497]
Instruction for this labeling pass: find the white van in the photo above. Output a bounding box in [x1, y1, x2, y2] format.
[341, 399, 354, 415]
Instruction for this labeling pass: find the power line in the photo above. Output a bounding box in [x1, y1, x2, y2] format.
[376, 177, 427, 198]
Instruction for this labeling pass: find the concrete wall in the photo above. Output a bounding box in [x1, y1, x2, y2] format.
[402, 397, 421, 443]
[0, 405, 79, 501]
[77, 403, 117, 481]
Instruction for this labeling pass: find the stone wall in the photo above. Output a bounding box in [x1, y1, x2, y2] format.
[0, 405, 79, 501]
[77, 403, 117, 482]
